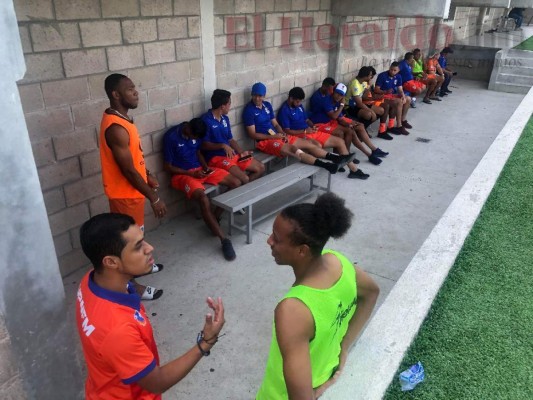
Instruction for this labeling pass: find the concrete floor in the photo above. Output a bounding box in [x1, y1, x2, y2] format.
[455, 25, 533, 48]
[64, 79, 524, 399]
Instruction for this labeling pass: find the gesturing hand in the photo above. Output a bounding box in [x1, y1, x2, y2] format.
[202, 297, 225, 344]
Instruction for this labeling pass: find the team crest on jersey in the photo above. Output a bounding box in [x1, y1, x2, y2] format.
[223, 160, 230, 166]
[222, 119, 228, 128]
[273, 142, 281, 147]
[134, 310, 146, 326]
[265, 107, 270, 114]
[185, 184, 190, 193]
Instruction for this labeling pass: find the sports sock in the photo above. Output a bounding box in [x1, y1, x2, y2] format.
[325, 152, 339, 161]
[388, 118, 396, 129]
[379, 123, 386, 134]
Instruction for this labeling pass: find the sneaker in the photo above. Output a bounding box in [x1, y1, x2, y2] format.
[439, 91, 448, 97]
[338, 167, 346, 172]
[368, 154, 382, 165]
[388, 127, 403, 135]
[423, 98, 432, 104]
[136, 263, 164, 278]
[377, 132, 393, 140]
[323, 162, 339, 174]
[141, 286, 164, 301]
[221, 238, 236, 261]
[348, 169, 369, 180]
[400, 126, 410, 135]
[410, 99, 416, 108]
[445, 89, 453, 94]
[330, 152, 356, 165]
[402, 120, 413, 129]
[429, 96, 442, 101]
[373, 148, 389, 157]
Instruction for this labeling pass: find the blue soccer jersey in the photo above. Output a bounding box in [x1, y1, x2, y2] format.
[399, 60, 414, 82]
[242, 101, 275, 134]
[202, 109, 233, 161]
[309, 90, 341, 124]
[163, 124, 202, 170]
[376, 71, 403, 94]
[277, 101, 309, 131]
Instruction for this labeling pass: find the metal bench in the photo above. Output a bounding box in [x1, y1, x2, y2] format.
[211, 163, 331, 243]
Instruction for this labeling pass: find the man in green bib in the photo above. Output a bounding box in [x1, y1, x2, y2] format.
[257, 193, 380, 399]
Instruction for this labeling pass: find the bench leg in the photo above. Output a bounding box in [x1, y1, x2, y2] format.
[310, 174, 314, 191]
[228, 211, 233, 236]
[326, 171, 331, 192]
[246, 204, 253, 244]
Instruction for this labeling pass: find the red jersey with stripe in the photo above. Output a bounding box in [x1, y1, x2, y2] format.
[76, 271, 160, 400]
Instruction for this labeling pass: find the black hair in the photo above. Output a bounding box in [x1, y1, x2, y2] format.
[390, 61, 400, 68]
[188, 117, 207, 139]
[357, 66, 372, 78]
[322, 77, 336, 87]
[404, 52, 414, 60]
[80, 213, 135, 271]
[211, 89, 232, 109]
[104, 73, 128, 100]
[280, 193, 353, 257]
[368, 66, 377, 75]
[413, 48, 421, 53]
[289, 87, 305, 100]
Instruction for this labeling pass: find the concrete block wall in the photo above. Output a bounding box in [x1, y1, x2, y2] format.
[15, 0, 202, 277]
[213, 0, 334, 148]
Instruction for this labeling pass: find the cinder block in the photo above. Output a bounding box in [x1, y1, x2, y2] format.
[129, 91, 148, 116]
[70, 228, 82, 249]
[216, 55, 226, 74]
[256, 2, 275, 13]
[89, 195, 109, 217]
[148, 86, 178, 109]
[214, 16, 224, 35]
[175, 38, 201, 61]
[30, 22, 81, 52]
[22, 53, 64, 83]
[31, 138, 55, 167]
[140, 134, 153, 155]
[25, 107, 73, 141]
[165, 103, 193, 126]
[88, 72, 117, 99]
[235, 0, 255, 14]
[144, 41, 176, 65]
[71, 98, 108, 129]
[49, 202, 89, 236]
[53, 127, 97, 160]
[214, 0, 234, 15]
[38, 157, 81, 191]
[266, 80, 280, 96]
[122, 19, 157, 44]
[135, 110, 166, 135]
[53, 232, 72, 257]
[150, 129, 165, 152]
[42, 78, 90, 108]
[217, 72, 236, 89]
[144, 153, 164, 176]
[157, 17, 187, 40]
[275, 0, 291, 12]
[127, 65, 161, 90]
[320, 0, 331, 10]
[43, 187, 66, 215]
[184, 61, 200, 83]
[58, 248, 88, 277]
[266, 14, 283, 31]
[174, 0, 200, 15]
[225, 52, 245, 72]
[107, 45, 144, 71]
[80, 150, 101, 177]
[14, 0, 53, 21]
[188, 16, 200, 38]
[161, 61, 190, 85]
[64, 174, 104, 206]
[18, 26, 32, 53]
[18, 83, 44, 113]
[214, 35, 233, 55]
[63, 49, 107, 78]
[178, 79, 202, 103]
[54, 0, 100, 20]
[279, 75, 295, 92]
[245, 50, 265, 68]
[102, 0, 139, 18]
[140, 0, 173, 16]
[192, 99, 207, 117]
[80, 21, 122, 48]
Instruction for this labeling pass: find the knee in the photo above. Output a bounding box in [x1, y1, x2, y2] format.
[257, 163, 266, 175]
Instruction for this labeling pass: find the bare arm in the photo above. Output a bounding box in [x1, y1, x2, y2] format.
[138, 298, 225, 394]
[326, 104, 344, 120]
[276, 298, 316, 400]
[201, 140, 236, 158]
[105, 124, 166, 218]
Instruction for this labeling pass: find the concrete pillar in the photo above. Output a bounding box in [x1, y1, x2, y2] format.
[0, 1, 84, 398]
[477, 7, 489, 35]
[332, 0, 452, 18]
[200, 0, 216, 106]
[327, 15, 347, 80]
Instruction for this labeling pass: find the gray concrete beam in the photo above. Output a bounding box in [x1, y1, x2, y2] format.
[0, 1, 84, 398]
[451, 0, 510, 7]
[510, 0, 533, 7]
[332, 0, 451, 18]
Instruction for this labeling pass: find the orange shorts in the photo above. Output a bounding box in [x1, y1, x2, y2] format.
[364, 100, 384, 107]
[403, 80, 425, 92]
[170, 167, 229, 199]
[294, 130, 332, 147]
[109, 198, 145, 229]
[255, 136, 297, 157]
[208, 155, 253, 171]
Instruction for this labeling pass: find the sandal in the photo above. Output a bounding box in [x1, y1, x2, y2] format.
[141, 286, 163, 300]
[136, 263, 164, 278]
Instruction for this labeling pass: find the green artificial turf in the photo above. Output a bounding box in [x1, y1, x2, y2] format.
[384, 116, 533, 400]
[514, 35, 533, 51]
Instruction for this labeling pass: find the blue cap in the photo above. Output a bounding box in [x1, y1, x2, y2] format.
[251, 82, 267, 96]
